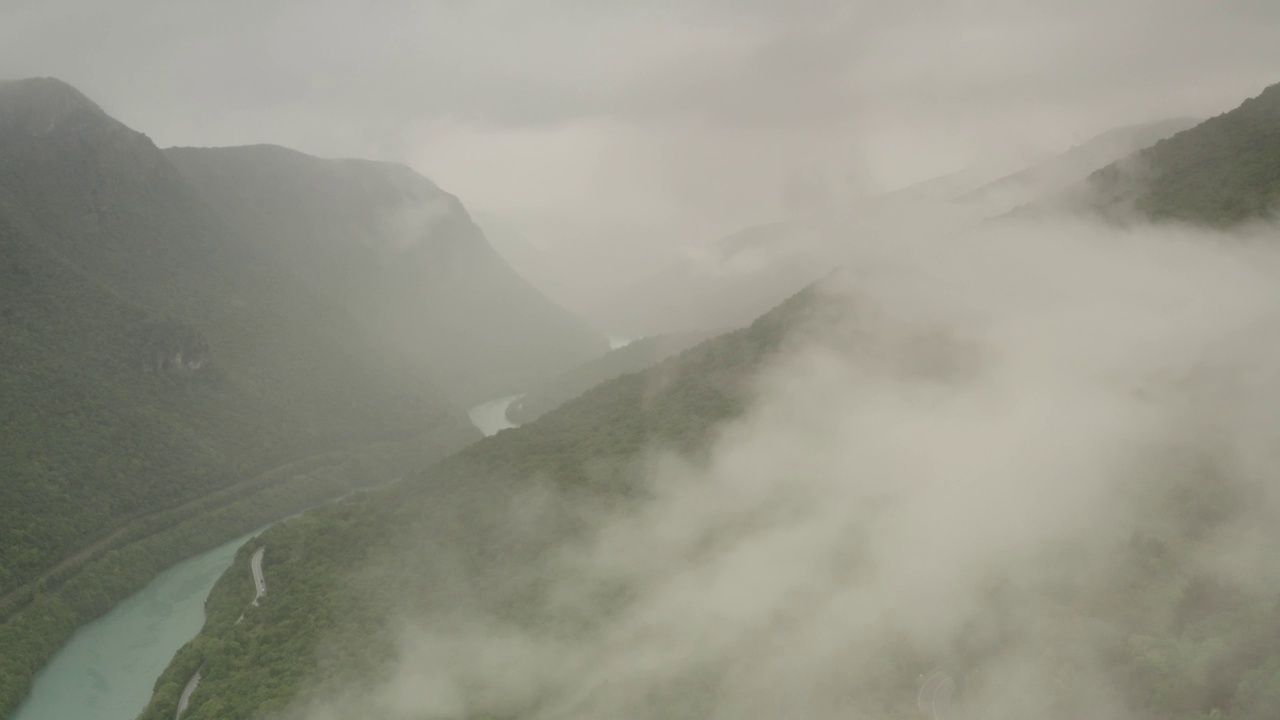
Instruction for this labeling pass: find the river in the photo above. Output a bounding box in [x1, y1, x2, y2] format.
[467, 393, 523, 437]
[12, 531, 259, 720]
[13, 386, 597, 719]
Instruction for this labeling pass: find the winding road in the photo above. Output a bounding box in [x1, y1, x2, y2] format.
[177, 546, 266, 720]
[174, 669, 201, 720]
[917, 669, 955, 720]
[250, 547, 266, 606]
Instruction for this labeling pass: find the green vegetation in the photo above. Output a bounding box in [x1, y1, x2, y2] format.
[0, 430, 474, 715]
[505, 330, 715, 424]
[148, 273, 1280, 720]
[962, 117, 1198, 208]
[138, 286, 820, 720]
[0, 78, 481, 716]
[14, 72, 1280, 720]
[1085, 82, 1280, 225]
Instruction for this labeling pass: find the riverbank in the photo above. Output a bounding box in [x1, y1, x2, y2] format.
[11, 532, 260, 720]
[0, 426, 477, 718]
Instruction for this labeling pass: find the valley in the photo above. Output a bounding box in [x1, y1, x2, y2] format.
[12, 531, 262, 720]
[3, 8, 1280, 719]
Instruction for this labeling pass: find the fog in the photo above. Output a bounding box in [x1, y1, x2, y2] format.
[5, 1, 1277, 262]
[8, 2, 1278, 717]
[267, 209, 1280, 719]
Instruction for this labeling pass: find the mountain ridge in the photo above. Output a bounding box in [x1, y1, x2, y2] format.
[164, 144, 609, 403]
[0, 77, 478, 715]
[1067, 82, 1280, 224]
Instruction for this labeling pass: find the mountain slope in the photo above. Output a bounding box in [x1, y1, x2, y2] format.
[136, 78, 1280, 720]
[138, 284, 824, 720]
[150, 271, 1280, 720]
[469, 211, 573, 307]
[506, 329, 718, 424]
[1081, 83, 1280, 224]
[592, 120, 1190, 339]
[163, 145, 609, 402]
[962, 117, 1199, 211]
[0, 78, 477, 713]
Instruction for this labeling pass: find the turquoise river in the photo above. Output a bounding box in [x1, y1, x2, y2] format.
[12, 531, 258, 720]
[12, 394, 527, 719]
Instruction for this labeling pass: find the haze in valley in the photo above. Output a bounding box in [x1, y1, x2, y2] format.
[4, 2, 1280, 720]
[5, 0, 1277, 324]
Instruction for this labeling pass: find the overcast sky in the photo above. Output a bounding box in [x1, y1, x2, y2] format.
[3, 0, 1278, 247]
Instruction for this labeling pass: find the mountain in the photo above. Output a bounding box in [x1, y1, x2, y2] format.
[962, 117, 1199, 211]
[468, 211, 568, 303]
[138, 284, 825, 720]
[143, 263, 1280, 720]
[591, 220, 829, 337]
[121, 78, 1280, 720]
[592, 118, 1200, 340]
[0, 78, 477, 714]
[505, 329, 719, 424]
[1079, 83, 1280, 225]
[163, 146, 609, 403]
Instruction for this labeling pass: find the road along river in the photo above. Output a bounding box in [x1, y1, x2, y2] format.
[16, 390, 541, 719]
[11, 530, 261, 720]
[19, 391, 521, 718]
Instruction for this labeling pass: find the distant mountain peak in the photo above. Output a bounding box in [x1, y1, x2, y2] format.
[0, 77, 111, 141]
[961, 117, 1201, 210]
[1075, 81, 1280, 225]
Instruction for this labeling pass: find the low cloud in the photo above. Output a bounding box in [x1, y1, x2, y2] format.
[5, 1, 1276, 248]
[281, 212, 1280, 719]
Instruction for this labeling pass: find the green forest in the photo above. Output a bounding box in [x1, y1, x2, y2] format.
[0, 78, 480, 717]
[140, 79, 1280, 720]
[6, 58, 1280, 720]
[138, 285, 819, 720]
[147, 277, 1280, 720]
[0, 78, 466, 597]
[0, 429, 475, 714]
[1085, 82, 1280, 225]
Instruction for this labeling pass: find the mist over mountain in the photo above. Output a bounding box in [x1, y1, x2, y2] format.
[164, 147, 607, 402]
[7, 4, 1280, 720]
[0, 76, 468, 583]
[469, 212, 572, 306]
[591, 117, 1192, 339]
[1079, 82, 1280, 225]
[145, 208, 1280, 720]
[961, 117, 1200, 211]
[138, 282, 819, 720]
[123, 75, 1280, 720]
[506, 329, 719, 425]
[0, 77, 479, 714]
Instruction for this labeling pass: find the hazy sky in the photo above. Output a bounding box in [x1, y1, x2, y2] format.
[4, 0, 1277, 246]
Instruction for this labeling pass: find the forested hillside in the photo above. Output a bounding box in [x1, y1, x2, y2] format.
[0, 78, 478, 715]
[164, 145, 608, 403]
[157, 274, 1280, 717]
[139, 284, 823, 720]
[1083, 82, 1280, 224]
[961, 117, 1198, 210]
[592, 116, 1192, 340]
[505, 330, 716, 424]
[0, 75, 468, 596]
